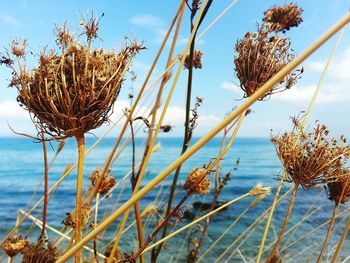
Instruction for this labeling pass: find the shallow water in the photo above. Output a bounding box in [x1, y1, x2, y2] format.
[0, 137, 349, 262]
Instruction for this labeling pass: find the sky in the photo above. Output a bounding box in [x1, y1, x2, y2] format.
[0, 0, 350, 138]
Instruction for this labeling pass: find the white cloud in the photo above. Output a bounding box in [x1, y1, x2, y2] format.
[0, 100, 28, 118]
[130, 14, 164, 28]
[221, 81, 241, 93]
[0, 12, 20, 27]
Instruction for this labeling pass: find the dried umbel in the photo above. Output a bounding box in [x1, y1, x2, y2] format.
[184, 167, 210, 194]
[89, 168, 116, 194]
[2, 235, 28, 258]
[263, 3, 303, 33]
[22, 240, 60, 263]
[326, 172, 350, 204]
[183, 50, 203, 69]
[62, 203, 91, 228]
[1, 19, 142, 138]
[234, 25, 302, 100]
[272, 118, 350, 190]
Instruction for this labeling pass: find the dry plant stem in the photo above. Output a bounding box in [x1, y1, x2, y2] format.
[75, 134, 85, 263]
[157, 2, 213, 260]
[40, 130, 49, 239]
[141, 190, 261, 256]
[93, 193, 100, 262]
[317, 201, 340, 263]
[86, 0, 183, 208]
[256, 23, 346, 263]
[265, 183, 298, 262]
[331, 210, 350, 262]
[133, 111, 245, 260]
[56, 14, 350, 262]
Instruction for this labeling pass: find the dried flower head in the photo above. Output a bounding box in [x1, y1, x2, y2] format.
[11, 38, 27, 57]
[89, 168, 116, 194]
[234, 25, 302, 100]
[62, 203, 91, 228]
[2, 19, 142, 139]
[248, 183, 271, 196]
[183, 50, 203, 69]
[263, 3, 303, 33]
[104, 244, 122, 262]
[2, 235, 28, 258]
[22, 240, 60, 263]
[272, 118, 350, 189]
[184, 167, 210, 194]
[326, 172, 350, 204]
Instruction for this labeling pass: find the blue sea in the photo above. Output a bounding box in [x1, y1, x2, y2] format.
[0, 137, 349, 262]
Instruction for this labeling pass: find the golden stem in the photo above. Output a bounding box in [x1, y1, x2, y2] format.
[75, 134, 85, 263]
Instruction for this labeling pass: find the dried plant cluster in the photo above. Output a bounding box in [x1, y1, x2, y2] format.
[1, 18, 142, 138]
[272, 118, 350, 190]
[326, 170, 350, 204]
[22, 240, 60, 263]
[263, 3, 304, 33]
[184, 167, 211, 195]
[62, 203, 92, 229]
[89, 168, 116, 194]
[2, 235, 28, 258]
[234, 3, 303, 100]
[183, 50, 203, 69]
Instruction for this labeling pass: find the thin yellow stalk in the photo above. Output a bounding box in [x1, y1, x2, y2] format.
[197, 196, 265, 262]
[75, 134, 85, 263]
[142, 188, 266, 255]
[256, 24, 346, 263]
[331, 213, 350, 262]
[56, 14, 350, 262]
[93, 193, 100, 261]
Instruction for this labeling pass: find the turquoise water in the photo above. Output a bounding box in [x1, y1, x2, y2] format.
[0, 137, 349, 262]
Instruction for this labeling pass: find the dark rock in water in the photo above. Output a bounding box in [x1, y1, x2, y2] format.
[183, 210, 196, 220]
[192, 201, 228, 211]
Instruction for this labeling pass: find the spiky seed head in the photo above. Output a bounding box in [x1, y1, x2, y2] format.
[184, 167, 211, 195]
[2, 235, 29, 258]
[89, 168, 116, 194]
[248, 183, 271, 196]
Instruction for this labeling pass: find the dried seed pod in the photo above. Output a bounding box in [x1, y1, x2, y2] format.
[88, 168, 116, 194]
[2, 17, 142, 139]
[62, 203, 92, 228]
[263, 3, 303, 33]
[234, 25, 302, 100]
[326, 172, 350, 204]
[184, 167, 210, 194]
[272, 119, 350, 190]
[2, 235, 28, 258]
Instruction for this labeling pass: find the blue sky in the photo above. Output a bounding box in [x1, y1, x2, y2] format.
[0, 0, 350, 138]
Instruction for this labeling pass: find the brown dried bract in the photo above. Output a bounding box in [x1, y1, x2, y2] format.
[2, 18, 142, 139]
[89, 168, 116, 194]
[184, 167, 210, 194]
[2, 235, 28, 258]
[234, 25, 302, 100]
[183, 50, 203, 69]
[272, 118, 350, 190]
[263, 3, 303, 33]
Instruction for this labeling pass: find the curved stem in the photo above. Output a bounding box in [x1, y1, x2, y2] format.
[265, 183, 298, 262]
[75, 134, 85, 263]
[317, 202, 340, 263]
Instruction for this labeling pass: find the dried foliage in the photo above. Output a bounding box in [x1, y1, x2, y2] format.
[272, 117, 350, 189]
[263, 3, 303, 33]
[1, 17, 142, 139]
[234, 24, 302, 100]
[2, 235, 28, 258]
[104, 244, 122, 262]
[89, 168, 116, 194]
[269, 252, 283, 263]
[326, 171, 350, 204]
[183, 50, 203, 69]
[184, 167, 210, 194]
[62, 203, 92, 228]
[22, 240, 60, 263]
